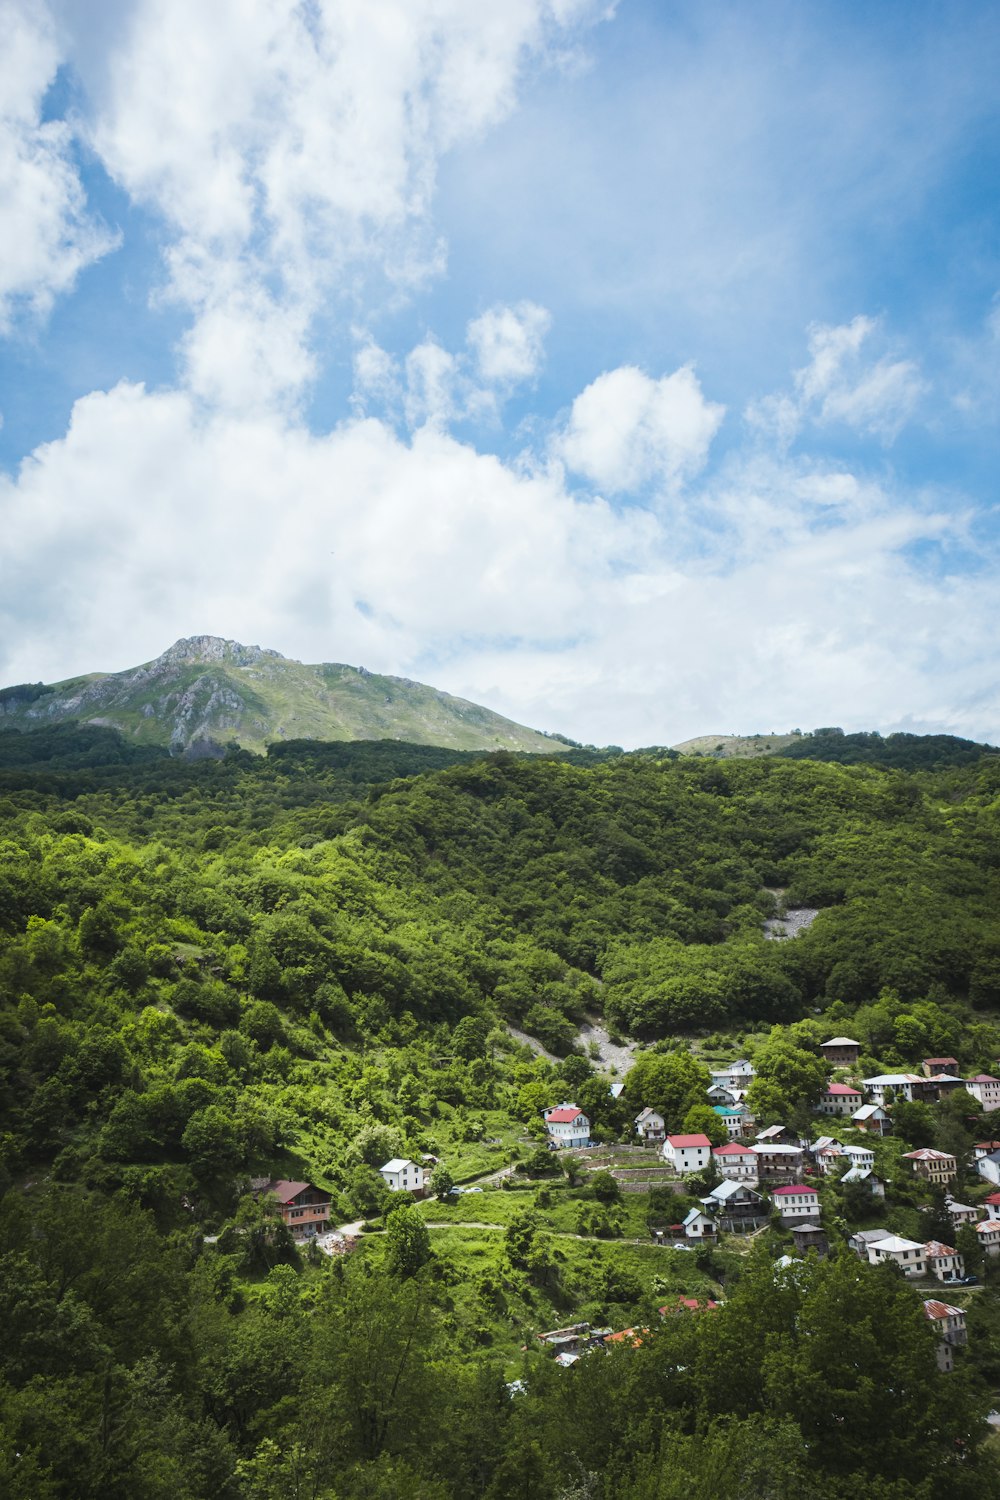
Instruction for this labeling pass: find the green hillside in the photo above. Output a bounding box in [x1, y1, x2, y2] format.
[0, 635, 570, 756]
[3, 733, 1000, 1494]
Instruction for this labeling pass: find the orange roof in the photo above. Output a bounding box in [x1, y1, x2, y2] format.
[667, 1133, 712, 1149]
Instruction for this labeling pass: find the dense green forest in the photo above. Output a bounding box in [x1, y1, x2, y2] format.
[4, 724, 1000, 1496]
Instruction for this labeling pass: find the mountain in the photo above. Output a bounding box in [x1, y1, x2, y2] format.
[0, 635, 569, 756]
[672, 732, 803, 757]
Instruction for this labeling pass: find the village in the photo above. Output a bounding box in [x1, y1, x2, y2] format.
[249, 1033, 1000, 1382]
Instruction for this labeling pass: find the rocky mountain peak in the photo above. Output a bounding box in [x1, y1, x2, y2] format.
[155, 637, 287, 669]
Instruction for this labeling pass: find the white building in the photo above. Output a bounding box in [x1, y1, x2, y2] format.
[966, 1075, 1000, 1112]
[379, 1158, 425, 1194]
[861, 1073, 927, 1104]
[771, 1184, 821, 1224]
[976, 1220, 1000, 1256]
[714, 1105, 753, 1140]
[709, 1060, 756, 1092]
[634, 1107, 666, 1143]
[712, 1143, 759, 1181]
[843, 1143, 876, 1172]
[662, 1133, 712, 1174]
[543, 1104, 591, 1148]
[818, 1082, 864, 1117]
[902, 1148, 957, 1185]
[866, 1234, 926, 1278]
[682, 1207, 716, 1239]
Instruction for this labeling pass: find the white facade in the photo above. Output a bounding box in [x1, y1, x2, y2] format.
[967, 1076, 1000, 1112]
[923, 1242, 965, 1283]
[843, 1144, 876, 1172]
[379, 1158, 425, 1193]
[818, 1084, 864, 1117]
[712, 1144, 759, 1182]
[682, 1207, 716, 1239]
[709, 1061, 756, 1092]
[771, 1186, 820, 1223]
[662, 1134, 712, 1174]
[862, 1073, 926, 1104]
[976, 1221, 1000, 1256]
[544, 1104, 591, 1148]
[634, 1108, 666, 1142]
[867, 1234, 926, 1277]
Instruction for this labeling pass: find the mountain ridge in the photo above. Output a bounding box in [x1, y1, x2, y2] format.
[0, 636, 571, 757]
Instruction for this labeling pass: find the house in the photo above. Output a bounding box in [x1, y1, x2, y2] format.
[713, 1104, 754, 1140]
[852, 1103, 891, 1135]
[976, 1220, 1000, 1256]
[902, 1148, 957, 1185]
[712, 1142, 759, 1181]
[841, 1166, 886, 1198]
[792, 1222, 829, 1258]
[709, 1060, 756, 1092]
[973, 1140, 1000, 1160]
[862, 1073, 930, 1105]
[750, 1143, 804, 1184]
[946, 1197, 980, 1228]
[966, 1075, 1000, 1112]
[820, 1037, 861, 1066]
[771, 1184, 821, 1224]
[608, 1082, 625, 1099]
[662, 1133, 712, 1174]
[379, 1158, 425, 1194]
[818, 1082, 864, 1117]
[814, 1145, 846, 1177]
[755, 1124, 799, 1147]
[866, 1234, 926, 1278]
[544, 1104, 591, 1148]
[682, 1206, 716, 1239]
[259, 1180, 332, 1239]
[923, 1057, 960, 1078]
[660, 1296, 720, 1315]
[634, 1107, 666, 1143]
[978, 1149, 1000, 1186]
[984, 1191, 1000, 1221]
[923, 1241, 965, 1283]
[849, 1228, 892, 1258]
[701, 1179, 768, 1229]
[706, 1083, 739, 1106]
[928, 1074, 967, 1099]
[924, 1300, 967, 1373]
[538, 1323, 592, 1356]
[843, 1143, 876, 1172]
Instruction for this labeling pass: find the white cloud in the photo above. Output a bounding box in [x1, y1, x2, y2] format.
[0, 0, 116, 332]
[3, 375, 995, 750]
[74, 0, 603, 407]
[795, 316, 926, 440]
[558, 364, 725, 495]
[467, 300, 551, 383]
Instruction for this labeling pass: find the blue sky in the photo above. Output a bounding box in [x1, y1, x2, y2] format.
[1, 0, 999, 746]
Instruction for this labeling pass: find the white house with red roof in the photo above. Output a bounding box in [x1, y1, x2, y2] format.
[712, 1142, 758, 1181]
[818, 1082, 864, 1117]
[966, 1075, 1000, 1112]
[923, 1241, 965, 1283]
[544, 1104, 590, 1148]
[984, 1192, 1000, 1221]
[771, 1184, 820, 1224]
[662, 1133, 712, 1174]
[924, 1300, 967, 1372]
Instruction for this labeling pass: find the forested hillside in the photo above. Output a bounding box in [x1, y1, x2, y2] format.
[3, 727, 1000, 1495]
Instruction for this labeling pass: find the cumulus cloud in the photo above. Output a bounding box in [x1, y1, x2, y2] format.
[74, 0, 603, 405]
[558, 364, 725, 495]
[3, 375, 993, 749]
[467, 300, 551, 383]
[0, 0, 117, 331]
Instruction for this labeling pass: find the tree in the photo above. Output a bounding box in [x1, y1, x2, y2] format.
[591, 1170, 621, 1204]
[681, 1104, 727, 1147]
[431, 1165, 454, 1200]
[384, 1204, 431, 1279]
[622, 1050, 710, 1132]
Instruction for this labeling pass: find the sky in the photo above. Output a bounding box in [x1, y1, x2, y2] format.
[1, 0, 999, 749]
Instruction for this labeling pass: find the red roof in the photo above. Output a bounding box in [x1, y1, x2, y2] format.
[667, 1133, 712, 1149]
[825, 1083, 862, 1095]
[546, 1106, 584, 1123]
[660, 1297, 720, 1314]
[924, 1057, 959, 1066]
[924, 1240, 957, 1257]
[924, 1299, 963, 1320]
[975, 1141, 1000, 1151]
[772, 1183, 818, 1196]
[902, 1148, 954, 1161]
[986, 1193, 1000, 1206]
[713, 1143, 752, 1155]
[970, 1074, 999, 1083]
